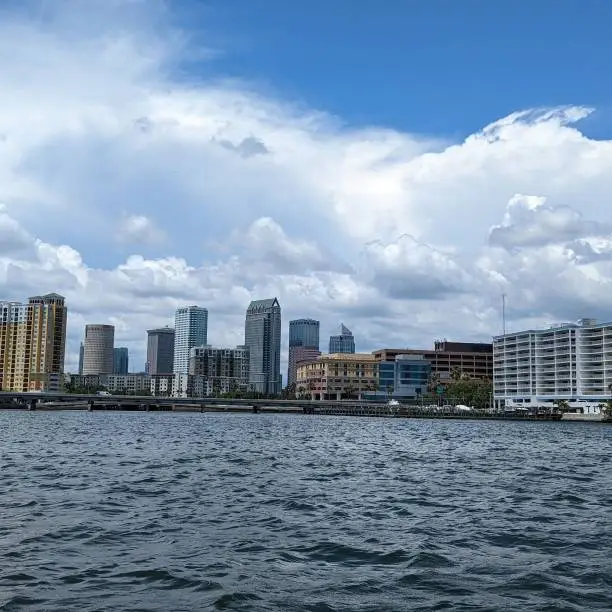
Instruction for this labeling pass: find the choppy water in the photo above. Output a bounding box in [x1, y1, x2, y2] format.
[1, 412, 610, 611]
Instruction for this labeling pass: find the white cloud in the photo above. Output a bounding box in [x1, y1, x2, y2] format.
[2, 1, 612, 375]
[489, 194, 611, 250]
[117, 214, 166, 245]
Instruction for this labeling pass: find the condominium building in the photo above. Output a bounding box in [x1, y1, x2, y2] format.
[287, 318, 320, 386]
[189, 345, 250, 395]
[82, 324, 115, 375]
[146, 327, 175, 374]
[0, 293, 67, 392]
[244, 298, 282, 395]
[113, 347, 129, 375]
[296, 353, 378, 400]
[328, 323, 355, 354]
[493, 318, 612, 408]
[173, 307, 208, 374]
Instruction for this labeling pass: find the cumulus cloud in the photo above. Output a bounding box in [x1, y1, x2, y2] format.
[2, 0, 612, 374]
[489, 194, 611, 250]
[116, 214, 166, 245]
[361, 235, 472, 299]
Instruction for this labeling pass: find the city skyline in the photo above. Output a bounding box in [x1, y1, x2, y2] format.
[2, 1, 612, 381]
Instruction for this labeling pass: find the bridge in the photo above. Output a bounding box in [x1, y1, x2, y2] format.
[0, 391, 564, 421]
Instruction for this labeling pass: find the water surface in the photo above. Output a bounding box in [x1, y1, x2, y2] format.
[1, 412, 610, 611]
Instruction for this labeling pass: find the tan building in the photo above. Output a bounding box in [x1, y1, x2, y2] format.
[296, 353, 379, 400]
[82, 324, 115, 375]
[0, 293, 67, 392]
[372, 340, 492, 382]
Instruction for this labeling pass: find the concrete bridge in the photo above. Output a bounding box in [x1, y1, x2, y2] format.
[0, 391, 570, 421]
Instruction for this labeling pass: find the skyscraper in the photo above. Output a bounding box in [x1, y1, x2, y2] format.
[78, 342, 84, 375]
[173, 307, 208, 374]
[288, 319, 320, 386]
[113, 347, 129, 375]
[329, 323, 355, 354]
[0, 293, 67, 392]
[82, 324, 115, 375]
[146, 327, 175, 374]
[244, 298, 281, 395]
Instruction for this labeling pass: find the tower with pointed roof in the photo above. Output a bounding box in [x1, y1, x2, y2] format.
[329, 323, 355, 354]
[244, 298, 282, 395]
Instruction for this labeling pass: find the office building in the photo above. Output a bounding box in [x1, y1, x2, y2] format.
[78, 342, 84, 375]
[82, 324, 115, 375]
[287, 319, 320, 386]
[493, 318, 612, 409]
[146, 327, 175, 374]
[373, 340, 492, 381]
[0, 293, 67, 392]
[296, 353, 378, 400]
[189, 345, 250, 395]
[244, 298, 282, 395]
[329, 324, 355, 354]
[173, 307, 208, 374]
[113, 347, 129, 375]
[377, 354, 431, 400]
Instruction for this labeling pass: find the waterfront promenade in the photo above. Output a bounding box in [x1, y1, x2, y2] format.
[0, 391, 597, 421]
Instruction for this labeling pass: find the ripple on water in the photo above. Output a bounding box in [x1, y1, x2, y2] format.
[0, 412, 611, 611]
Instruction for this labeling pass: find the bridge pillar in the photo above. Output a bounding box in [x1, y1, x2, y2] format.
[88, 401, 94, 411]
[28, 399, 37, 411]
[252, 405, 259, 413]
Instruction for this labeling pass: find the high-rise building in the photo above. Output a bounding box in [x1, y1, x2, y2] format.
[78, 342, 84, 375]
[189, 345, 250, 394]
[0, 293, 67, 392]
[146, 327, 175, 374]
[287, 319, 320, 386]
[173, 307, 208, 374]
[492, 318, 612, 410]
[82, 324, 115, 375]
[329, 323, 355, 354]
[244, 298, 281, 395]
[113, 347, 129, 375]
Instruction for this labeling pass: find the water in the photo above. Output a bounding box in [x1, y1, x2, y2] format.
[1, 412, 610, 611]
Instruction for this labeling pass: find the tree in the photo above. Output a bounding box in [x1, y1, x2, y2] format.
[444, 376, 492, 410]
[555, 399, 570, 413]
[344, 383, 355, 400]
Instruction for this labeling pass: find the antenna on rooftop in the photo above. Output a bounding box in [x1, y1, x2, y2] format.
[501, 293, 506, 336]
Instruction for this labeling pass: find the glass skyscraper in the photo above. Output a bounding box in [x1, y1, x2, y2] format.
[146, 327, 175, 374]
[288, 319, 320, 387]
[113, 347, 129, 375]
[244, 298, 282, 395]
[329, 323, 355, 354]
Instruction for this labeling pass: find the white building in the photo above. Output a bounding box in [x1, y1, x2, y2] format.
[493, 318, 612, 412]
[173, 306, 208, 374]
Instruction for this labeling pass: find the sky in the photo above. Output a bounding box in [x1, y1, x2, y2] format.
[2, 0, 612, 375]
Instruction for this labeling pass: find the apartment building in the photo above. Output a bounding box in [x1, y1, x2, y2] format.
[189, 345, 250, 395]
[0, 293, 67, 392]
[296, 353, 378, 400]
[493, 318, 612, 408]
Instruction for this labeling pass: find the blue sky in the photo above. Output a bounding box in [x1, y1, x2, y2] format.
[192, 0, 612, 137]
